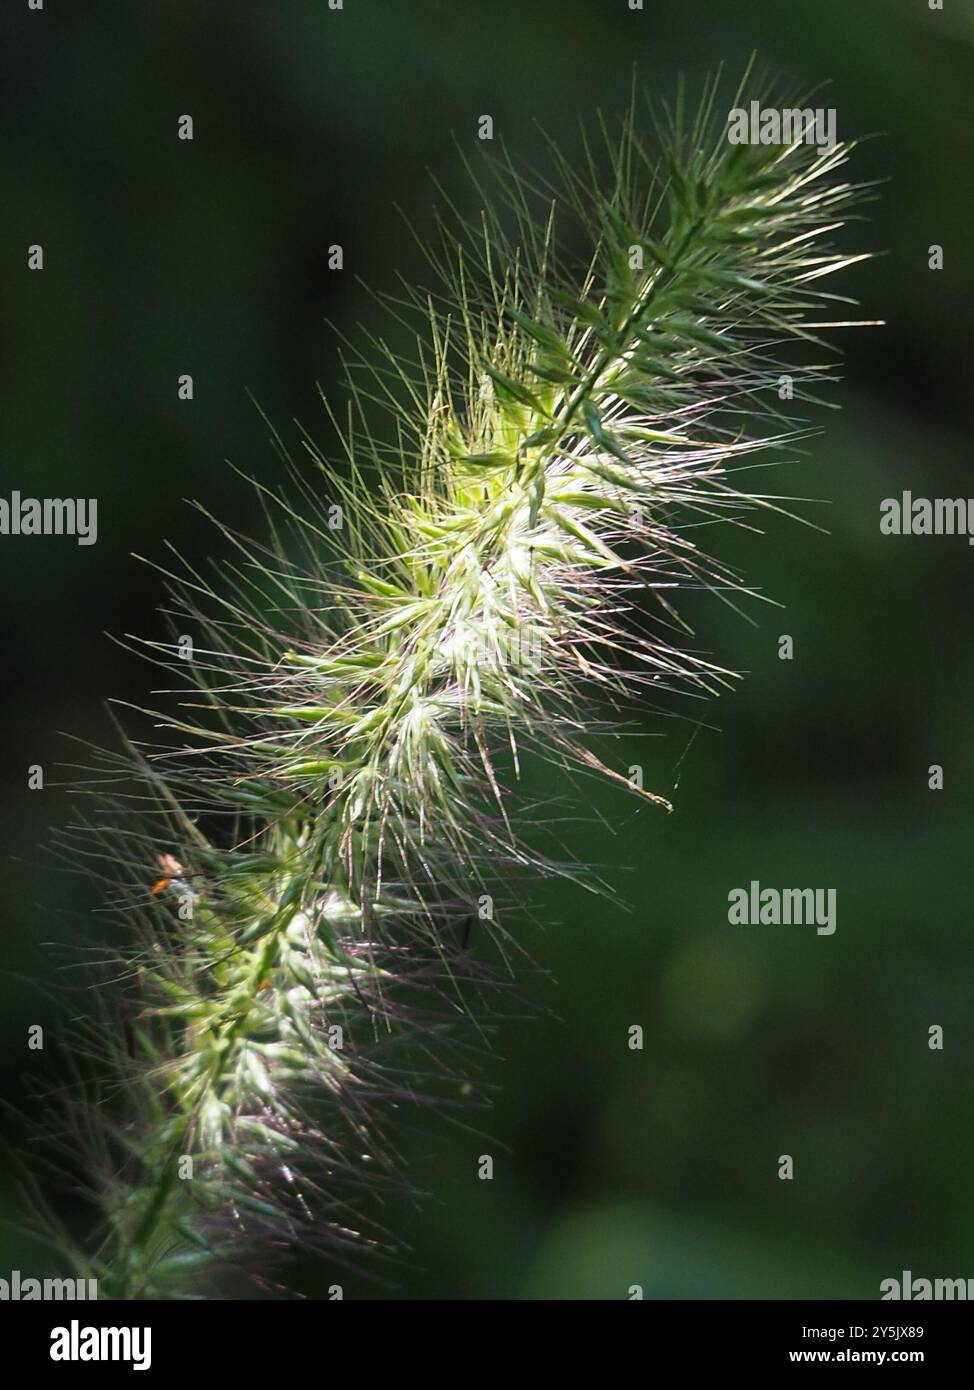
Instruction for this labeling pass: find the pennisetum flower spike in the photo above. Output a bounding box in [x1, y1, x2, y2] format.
[34, 75, 872, 1298]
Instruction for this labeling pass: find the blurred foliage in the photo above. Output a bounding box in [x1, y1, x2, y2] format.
[1, 0, 972, 1298]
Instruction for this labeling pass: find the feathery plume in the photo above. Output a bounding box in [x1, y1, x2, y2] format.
[35, 74, 872, 1298]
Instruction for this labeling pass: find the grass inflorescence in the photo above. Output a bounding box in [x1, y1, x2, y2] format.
[34, 75, 871, 1297]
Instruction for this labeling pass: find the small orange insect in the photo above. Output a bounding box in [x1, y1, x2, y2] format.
[151, 852, 187, 895]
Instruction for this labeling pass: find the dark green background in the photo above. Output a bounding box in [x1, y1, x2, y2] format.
[2, 0, 972, 1299]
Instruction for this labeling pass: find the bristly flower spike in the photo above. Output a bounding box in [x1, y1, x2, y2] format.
[37, 77, 872, 1297]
